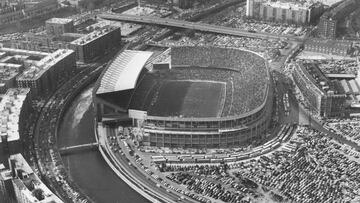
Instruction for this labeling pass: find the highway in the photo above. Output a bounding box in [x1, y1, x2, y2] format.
[32, 46, 124, 202]
[99, 13, 302, 41]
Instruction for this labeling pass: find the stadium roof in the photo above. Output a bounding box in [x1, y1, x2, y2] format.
[97, 50, 153, 94]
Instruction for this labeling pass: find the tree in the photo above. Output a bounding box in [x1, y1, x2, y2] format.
[32, 188, 45, 200]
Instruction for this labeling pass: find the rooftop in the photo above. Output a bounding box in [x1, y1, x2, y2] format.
[17, 49, 74, 81]
[305, 38, 352, 49]
[9, 154, 63, 203]
[0, 163, 11, 175]
[0, 47, 49, 58]
[299, 62, 345, 95]
[46, 17, 73, 24]
[0, 88, 30, 143]
[0, 63, 22, 81]
[0, 165, 11, 181]
[0, 48, 51, 82]
[263, 0, 317, 10]
[96, 50, 153, 94]
[70, 26, 118, 46]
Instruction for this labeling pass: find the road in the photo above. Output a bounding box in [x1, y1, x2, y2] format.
[32, 46, 125, 202]
[273, 66, 360, 151]
[104, 127, 197, 203]
[99, 13, 303, 41]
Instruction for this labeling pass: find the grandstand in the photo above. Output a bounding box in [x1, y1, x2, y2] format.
[94, 47, 273, 148]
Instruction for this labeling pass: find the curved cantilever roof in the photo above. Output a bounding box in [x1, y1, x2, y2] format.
[96, 50, 153, 94]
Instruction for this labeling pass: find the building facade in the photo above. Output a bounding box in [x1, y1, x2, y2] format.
[16, 49, 76, 97]
[0, 47, 49, 93]
[0, 88, 31, 159]
[45, 18, 74, 36]
[9, 18, 121, 64]
[318, 13, 337, 39]
[0, 0, 59, 26]
[11, 32, 84, 53]
[246, 0, 324, 24]
[304, 38, 352, 56]
[70, 26, 121, 63]
[172, 0, 193, 9]
[0, 164, 15, 203]
[317, 0, 360, 39]
[292, 62, 347, 118]
[8, 154, 63, 203]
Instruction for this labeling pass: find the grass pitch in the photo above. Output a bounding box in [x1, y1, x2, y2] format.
[148, 80, 225, 118]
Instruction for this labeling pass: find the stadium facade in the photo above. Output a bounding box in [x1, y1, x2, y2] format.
[94, 47, 273, 148]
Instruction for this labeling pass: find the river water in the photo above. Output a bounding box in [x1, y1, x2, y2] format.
[57, 84, 149, 203]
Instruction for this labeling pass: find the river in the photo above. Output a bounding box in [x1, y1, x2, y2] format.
[57, 84, 149, 203]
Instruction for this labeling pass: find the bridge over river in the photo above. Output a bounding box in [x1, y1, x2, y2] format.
[59, 142, 99, 156]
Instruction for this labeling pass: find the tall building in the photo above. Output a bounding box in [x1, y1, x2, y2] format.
[318, 13, 337, 39]
[246, 0, 262, 17]
[8, 154, 63, 203]
[318, 0, 360, 39]
[292, 62, 347, 118]
[16, 49, 76, 97]
[0, 163, 15, 203]
[246, 0, 324, 24]
[70, 26, 121, 63]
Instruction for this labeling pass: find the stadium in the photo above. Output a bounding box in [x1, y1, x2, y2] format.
[94, 46, 273, 148]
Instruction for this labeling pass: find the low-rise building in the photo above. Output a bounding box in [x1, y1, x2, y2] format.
[11, 32, 84, 53]
[8, 153, 63, 203]
[304, 38, 352, 56]
[0, 0, 59, 27]
[0, 88, 31, 158]
[0, 48, 49, 93]
[10, 18, 122, 63]
[0, 63, 23, 93]
[45, 18, 75, 36]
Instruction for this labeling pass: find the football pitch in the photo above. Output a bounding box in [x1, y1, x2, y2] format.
[148, 80, 226, 118]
